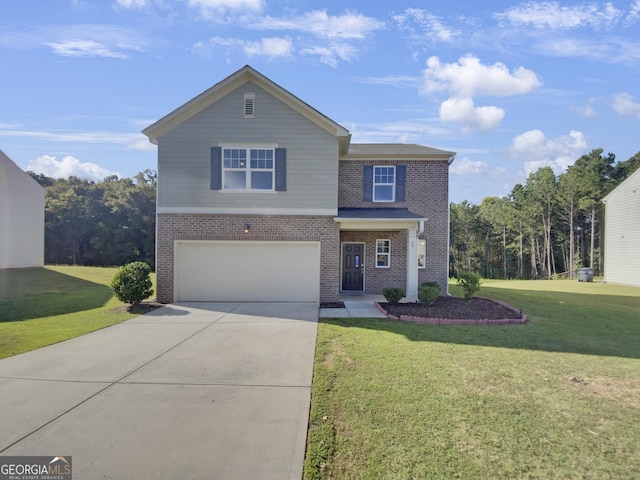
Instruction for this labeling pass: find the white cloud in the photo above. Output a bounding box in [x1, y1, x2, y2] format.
[27, 155, 120, 181]
[300, 42, 357, 67]
[192, 9, 382, 66]
[613, 92, 640, 118]
[421, 55, 542, 98]
[343, 118, 450, 144]
[116, 0, 148, 8]
[243, 36, 293, 59]
[439, 97, 505, 133]
[577, 104, 597, 118]
[393, 8, 459, 44]
[0, 124, 150, 148]
[353, 75, 419, 88]
[44, 39, 129, 59]
[626, 0, 640, 25]
[127, 138, 157, 151]
[505, 129, 589, 174]
[450, 157, 490, 175]
[194, 35, 294, 61]
[188, 0, 263, 17]
[254, 10, 384, 40]
[27, 25, 149, 59]
[496, 1, 622, 29]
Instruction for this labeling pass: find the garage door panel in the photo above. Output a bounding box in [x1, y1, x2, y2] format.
[175, 241, 320, 302]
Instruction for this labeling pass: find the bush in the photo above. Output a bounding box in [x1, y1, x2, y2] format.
[110, 262, 154, 305]
[457, 271, 481, 299]
[382, 287, 405, 305]
[418, 281, 440, 306]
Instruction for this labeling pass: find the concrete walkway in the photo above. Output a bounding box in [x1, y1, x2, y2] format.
[319, 295, 389, 318]
[0, 302, 318, 480]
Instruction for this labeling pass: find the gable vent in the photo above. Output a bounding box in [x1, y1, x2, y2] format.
[244, 92, 255, 117]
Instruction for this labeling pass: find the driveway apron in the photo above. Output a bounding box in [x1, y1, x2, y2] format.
[0, 302, 319, 479]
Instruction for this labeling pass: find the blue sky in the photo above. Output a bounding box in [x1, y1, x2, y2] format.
[1, 0, 639, 203]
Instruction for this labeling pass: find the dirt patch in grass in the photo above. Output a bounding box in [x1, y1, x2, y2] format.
[572, 376, 640, 409]
[381, 296, 524, 321]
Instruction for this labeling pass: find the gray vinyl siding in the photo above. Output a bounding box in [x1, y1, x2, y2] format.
[604, 169, 640, 287]
[156, 82, 339, 212]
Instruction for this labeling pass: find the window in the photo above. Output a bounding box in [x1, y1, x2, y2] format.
[223, 147, 274, 190]
[376, 239, 390, 268]
[418, 239, 426, 269]
[373, 166, 395, 202]
[244, 92, 255, 117]
[363, 165, 405, 203]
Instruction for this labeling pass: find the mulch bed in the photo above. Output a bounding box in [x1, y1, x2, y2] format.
[378, 296, 527, 325]
[113, 300, 165, 314]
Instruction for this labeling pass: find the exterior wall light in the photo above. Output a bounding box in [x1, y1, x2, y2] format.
[244, 224, 251, 234]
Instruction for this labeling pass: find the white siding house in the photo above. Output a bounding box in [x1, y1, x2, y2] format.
[603, 167, 640, 287]
[0, 150, 45, 269]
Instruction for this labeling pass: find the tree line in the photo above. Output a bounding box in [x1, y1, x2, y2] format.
[450, 149, 640, 279]
[30, 170, 156, 269]
[28, 147, 638, 279]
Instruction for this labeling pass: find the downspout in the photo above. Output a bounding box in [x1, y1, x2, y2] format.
[447, 153, 456, 296]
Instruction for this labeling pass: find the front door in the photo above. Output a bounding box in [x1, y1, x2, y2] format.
[342, 243, 364, 291]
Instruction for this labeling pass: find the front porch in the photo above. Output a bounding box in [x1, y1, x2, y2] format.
[334, 208, 425, 302]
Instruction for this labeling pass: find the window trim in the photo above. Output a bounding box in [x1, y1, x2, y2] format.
[418, 239, 426, 269]
[373, 165, 396, 203]
[376, 239, 391, 268]
[221, 144, 276, 192]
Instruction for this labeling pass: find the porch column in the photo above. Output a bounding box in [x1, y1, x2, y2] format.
[406, 227, 419, 302]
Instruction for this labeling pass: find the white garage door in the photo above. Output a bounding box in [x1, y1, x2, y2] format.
[174, 241, 320, 302]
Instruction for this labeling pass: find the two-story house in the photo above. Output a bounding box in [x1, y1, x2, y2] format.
[143, 66, 455, 304]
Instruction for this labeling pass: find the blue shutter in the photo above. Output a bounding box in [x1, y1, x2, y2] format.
[363, 165, 373, 202]
[275, 148, 286, 191]
[395, 165, 406, 202]
[211, 147, 222, 190]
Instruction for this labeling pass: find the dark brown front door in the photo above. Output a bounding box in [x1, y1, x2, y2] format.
[342, 243, 364, 291]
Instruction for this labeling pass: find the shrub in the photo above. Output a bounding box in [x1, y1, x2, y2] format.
[382, 287, 405, 305]
[110, 262, 154, 305]
[457, 271, 481, 299]
[418, 281, 440, 306]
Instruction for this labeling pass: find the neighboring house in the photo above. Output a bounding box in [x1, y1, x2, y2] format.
[143, 66, 455, 303]
[602, 167, 640, 287]
[0, 149, 45, 269]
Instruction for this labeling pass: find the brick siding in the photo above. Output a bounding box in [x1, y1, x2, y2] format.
[338, 160, 450, 293]
[340, 231, 407, 294]
[156, 214, 340, 303]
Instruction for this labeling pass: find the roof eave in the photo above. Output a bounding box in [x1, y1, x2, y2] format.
[340, 153, 455, 162]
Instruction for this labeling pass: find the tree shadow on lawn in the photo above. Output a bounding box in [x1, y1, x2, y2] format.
[0, 268, 114, 322]
[324, 286, 640, 359]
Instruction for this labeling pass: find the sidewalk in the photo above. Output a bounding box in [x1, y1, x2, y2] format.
[319, 295, 389, 318]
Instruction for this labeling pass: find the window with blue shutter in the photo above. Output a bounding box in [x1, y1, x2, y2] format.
[275, 148, 286, 191]
[363, 165, 373, 202]
[212, 145, 284, 191]
[210, 146, 222, 190]
[395, 165, 406, 202]
[363, 164, 406, 202]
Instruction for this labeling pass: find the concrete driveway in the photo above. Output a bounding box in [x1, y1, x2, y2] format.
[0, 302, 319, 479]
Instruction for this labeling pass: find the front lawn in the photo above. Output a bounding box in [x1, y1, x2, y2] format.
[305, 280, 640, 479]
[0, 265, 156, 359]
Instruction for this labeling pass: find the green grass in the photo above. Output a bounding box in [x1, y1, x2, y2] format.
[305, 280, 640, 479]
[0, 266, 156, 359]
